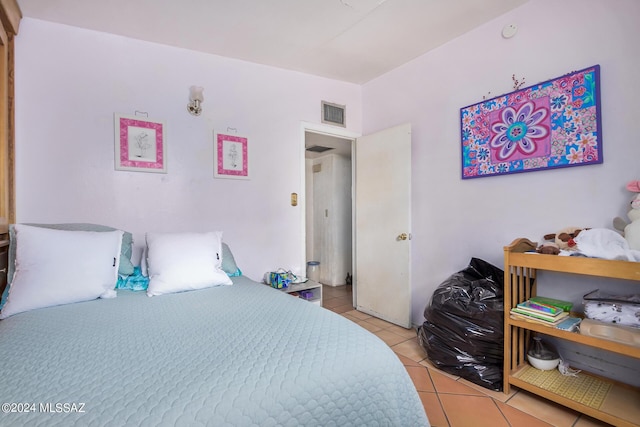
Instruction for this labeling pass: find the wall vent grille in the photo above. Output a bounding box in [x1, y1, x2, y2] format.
[306, 145, 333, 153]
[321, 101, 346, 127]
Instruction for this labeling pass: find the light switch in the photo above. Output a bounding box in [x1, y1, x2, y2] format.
[291, 193, 298, 206]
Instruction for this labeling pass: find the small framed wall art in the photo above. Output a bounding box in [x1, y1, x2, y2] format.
[460, 65, 602, 179]
[213, 131, 249, 179]
[114, 113, 167, 173]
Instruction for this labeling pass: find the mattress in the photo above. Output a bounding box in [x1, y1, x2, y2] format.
[0, 276, 429, 426]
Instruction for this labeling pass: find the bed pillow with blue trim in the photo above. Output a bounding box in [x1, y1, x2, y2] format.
[8, 223, 134, 280]
[139, 241, 241, 278]
[145, 231, 232, 297]
[0, 225, 123, 319]
[1, 223, 134, 311]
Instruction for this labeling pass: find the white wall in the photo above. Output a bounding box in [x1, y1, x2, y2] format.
[12, 3, 640, 329]
[14, 18, 362, 281]
[362, 0, 640, 326]
[362, 0, 640, 386]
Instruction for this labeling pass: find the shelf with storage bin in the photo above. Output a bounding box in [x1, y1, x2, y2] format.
[275, 280, 323, 306]
[503, 238, 640, 427]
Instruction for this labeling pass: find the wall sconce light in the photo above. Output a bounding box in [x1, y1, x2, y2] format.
[187, 86, 204, 116]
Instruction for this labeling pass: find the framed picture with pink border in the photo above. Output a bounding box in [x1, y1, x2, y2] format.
[214, 132, 249, 179]
[114, 113, 167, 173]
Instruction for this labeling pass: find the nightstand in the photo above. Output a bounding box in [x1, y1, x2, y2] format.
[275, 281, 323, 306]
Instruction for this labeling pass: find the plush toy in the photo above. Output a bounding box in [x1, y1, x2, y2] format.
[536, 241, 560, 255]
[613, 180, 640, 250]
[542, 227, 588, 251]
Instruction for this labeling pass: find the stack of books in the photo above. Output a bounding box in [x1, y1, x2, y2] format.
[510, 296, 573, 327]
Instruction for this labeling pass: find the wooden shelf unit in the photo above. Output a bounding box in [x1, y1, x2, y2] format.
[503, 238, 640, 427]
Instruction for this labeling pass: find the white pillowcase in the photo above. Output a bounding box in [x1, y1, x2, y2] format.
[145, 231, 232, 296]
[0, 225, 123, 319]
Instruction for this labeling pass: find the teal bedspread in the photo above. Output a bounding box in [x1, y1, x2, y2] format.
[0, 276, 429, 426]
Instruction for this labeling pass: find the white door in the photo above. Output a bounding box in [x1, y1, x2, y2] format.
[354, 123, 411, 328]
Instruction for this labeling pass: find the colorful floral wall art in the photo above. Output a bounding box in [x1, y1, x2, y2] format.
[460, 65, 602, 179]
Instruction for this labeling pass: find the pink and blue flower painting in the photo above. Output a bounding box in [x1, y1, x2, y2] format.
[460, 65, 602, 179]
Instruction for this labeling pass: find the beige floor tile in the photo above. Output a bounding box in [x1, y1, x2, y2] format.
[344, 309, 371, 320]
[598, 383, 640, 424]
[506, 391, 579, 427]
[456, 377, 516, 403]
[355, 320, 384, 333]
[439, 394, 509, 427]
[358, 318, 388, 331]
[495, 400, 554, 427]
[417, 358, 452, 373]
[327, 303, 354, 314]
[320, 298, 334, 308]
[364, 316, 396, 329]
[339, 312, 360, 323]
[429, 369, 486, 396]
[392, 338, 428, 363]
[373, 329, 407, 346]
[325, 285, 593, 426]
[423, 365, 460, 381]
[406, 365, 435, 392]
[396, 353, 422, 367]
[322, 296, 351, 309]
[322, 285, 350, 297]
[385, 324, 418, 339]
[418, 392, 449, 427]
[573, 415, 614, 427]
[335, 295, 352, 304]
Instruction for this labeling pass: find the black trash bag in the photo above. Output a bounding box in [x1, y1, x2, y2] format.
[418, 257, 504, 391]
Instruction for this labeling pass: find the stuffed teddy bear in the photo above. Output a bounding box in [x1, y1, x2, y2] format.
[542, 227, 588, 251]
[613, 180, 640, 250]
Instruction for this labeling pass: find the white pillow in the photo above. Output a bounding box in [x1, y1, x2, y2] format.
[0, 225, 123, 319]
[145, 231, 232, 296]
[140, 246, 148, 277]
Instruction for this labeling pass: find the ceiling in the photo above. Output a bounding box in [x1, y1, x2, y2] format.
[17, 0, 528, 84]
[305, 132, 352, 159]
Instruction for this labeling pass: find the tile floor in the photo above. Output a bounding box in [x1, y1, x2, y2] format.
[321, 285, 614, 427]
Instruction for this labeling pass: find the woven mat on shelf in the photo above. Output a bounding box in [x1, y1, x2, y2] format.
[517, 365, 612, 409]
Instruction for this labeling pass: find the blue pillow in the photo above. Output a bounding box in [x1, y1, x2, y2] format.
[116, 266, 149, 291]
[222, 243, 242, 277]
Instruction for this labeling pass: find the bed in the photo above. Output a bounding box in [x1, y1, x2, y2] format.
[0, 225, 429, 426]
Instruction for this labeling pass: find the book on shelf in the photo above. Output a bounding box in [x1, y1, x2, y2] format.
[510, 308, 569, 325]
[528, 296, 573, 312]
[555, 316, 581, 331]
[516, 300, 564, 316]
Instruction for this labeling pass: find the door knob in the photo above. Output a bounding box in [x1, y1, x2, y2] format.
[397, 233, 408, 241]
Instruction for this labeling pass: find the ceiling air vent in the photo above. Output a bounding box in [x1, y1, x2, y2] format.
[306, 145, 333, 153]
[321, 101, 346, 127]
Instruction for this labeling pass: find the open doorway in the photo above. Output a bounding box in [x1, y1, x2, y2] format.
[302, 122, 413, 327]
[303, 128, 355, 293]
